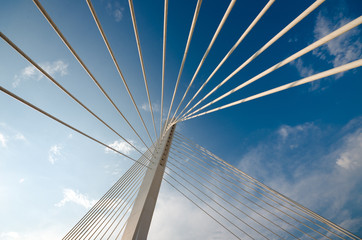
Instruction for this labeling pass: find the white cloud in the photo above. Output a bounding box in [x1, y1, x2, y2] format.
[13, 60, 68, 88]
[277, 122, 318, 148]
[237, 118, 362, 233]
[290, 59, 315, 78]
[0, 124, 27, 147]
[313, 12, 362, 76]
[141, 103, 160, 112]
[0, 232, 20, 239]
[141, 103, 148, 111]
[43, 60, 68, 76]
[48, 144, 62, 164]
[291, 9, 361, 89]
[19, 178, 25, 184]
[55, 188, 97, 209]
[0, 132, 8, 148]
[288, 37, 298, 43]
[336, 155, 353, 169]
[0, 227, 65, 240]
[113, 8, 123, 22]
[290, 59, 321, 91]
[14, 133, 26, 141]
[335, 128, 362, 170]
[22, 65, 38, 79]
[105, 140, 135, 155]
[106, 1, 124, 22]
[148, 184, 233, 240]
[278, 126, 289, 139]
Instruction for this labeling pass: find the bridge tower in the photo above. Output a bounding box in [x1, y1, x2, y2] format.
[121, 124, 176, 240]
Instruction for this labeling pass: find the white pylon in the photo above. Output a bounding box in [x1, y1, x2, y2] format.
[121, 124, 176, 240]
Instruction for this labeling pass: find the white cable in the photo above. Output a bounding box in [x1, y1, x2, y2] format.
[180, 0, 325, 120]
[0, 85, 152, 167]
[128, 0, 158, 139]
[160, 0, 169, 136]
[183, 59, 362, 121]
[86, 0, 154, 145]
[0, 31, 147, 157]
[176, 0, 275, 121]
[170, 0, 237, 121]
[163, 0, 203, 133]
[187, 16, 362, 117]
[32, 0, 150, 149]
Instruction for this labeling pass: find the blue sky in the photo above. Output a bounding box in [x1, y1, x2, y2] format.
[0, 0, 361, 239]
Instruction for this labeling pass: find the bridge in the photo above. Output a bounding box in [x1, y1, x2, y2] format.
[0, 0, 361, 239]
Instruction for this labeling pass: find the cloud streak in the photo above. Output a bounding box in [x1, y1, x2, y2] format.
[313, 13, 362, 71]
[0, 227, 65, 240]
[14, 133, 26, 142]
[13, 60, 68, 88]
[0, 132, 8, 148]
[0, 124, 27, 150]
[48, 144, 62, 164]
[290, 59, 321, 91]
[105, 1, 124, 22]
[291, 6, 361, 90]
[335, 127, 362, 170]
[149, 184, 231, 240]
[55, 188, 97, 209]
[0, 232, 20, 239]
[237, 117, 362, 234]
[105, 140, 135, 155]
[141, 103, 160, 113]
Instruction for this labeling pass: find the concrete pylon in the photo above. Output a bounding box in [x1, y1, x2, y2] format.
[121, 124, 176, 240]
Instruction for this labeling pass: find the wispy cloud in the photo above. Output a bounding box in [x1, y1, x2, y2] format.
[0, 132, 8, 148]
[291, 7, 361, 90]
[278, 122, 317, 141]
[0, 228, 64, 240]
[290, 59, 321, 91]
[335, 127, 362, 170]
[288, 37, 298, 43]
[290, 59, 315, 78]
[105, 140, 135, 155]
[312, 12, 362, 77]
[19, 178, 25, 184]
[149, 185, 230, 240]
[14, 133, 26, 142]
[48, 144, 62, 164]
[0, 232, 20, 239]
[55, 188, 97, 209]
[13, 60, 68, 88]
[0, 123, 27, 148]
[103, 163, 124, 175]
[141, 103, 160, 112]
[237, 117, 362, 233]
[106, 1, 124, 22]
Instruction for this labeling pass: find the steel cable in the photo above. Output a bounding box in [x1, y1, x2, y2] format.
[31, 0, 150, 149]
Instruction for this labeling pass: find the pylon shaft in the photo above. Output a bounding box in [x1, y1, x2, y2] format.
[121, 124, 176, 240]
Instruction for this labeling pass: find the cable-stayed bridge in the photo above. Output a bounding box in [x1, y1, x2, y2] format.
[1, 0, 361, 239]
